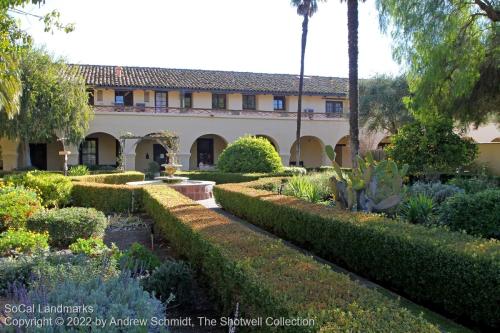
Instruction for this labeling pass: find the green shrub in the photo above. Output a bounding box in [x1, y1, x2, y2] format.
[214, 182, 500, 328]
[6, 171, 72, 207]
[0, 255, 36, 294]
[70, 171, 145, 184]
[120, 242, 160, 273]
[11, 273, 164, 332]
[409, 181, 464, 204]
[0, 186, 42, 231]
[27, 207, 107, 248]
[0, 229, 49, 256]
[143, 260, 195, 305]
[69, 238, 114, 257]
[282, 166, 307, 175]
[217, 136, 283, 173]
[438, 189, 500, 239]
[283, 176, 324, 203]
[67, 165, 89, 176]
[145, 161, 161, 180]
[143, 185, 440, 332]
[401, 194, 435, 224]
[71, 182, 143, 213]
[448, 176, 498, 194]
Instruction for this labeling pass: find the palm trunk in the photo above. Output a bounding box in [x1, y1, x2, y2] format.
[347, 0, 360, 168]
[296, 14, 309, 167]
[17, 140, 32, 168]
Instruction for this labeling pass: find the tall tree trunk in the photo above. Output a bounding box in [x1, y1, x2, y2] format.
[17, 140, 31, 168]
[296, 14, 309, 167]
[347, 0, 360, 168]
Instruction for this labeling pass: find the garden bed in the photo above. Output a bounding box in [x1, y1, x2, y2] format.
[213, 179, 500, 330]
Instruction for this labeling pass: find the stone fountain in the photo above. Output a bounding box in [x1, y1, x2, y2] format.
[155, 152, 188, 184]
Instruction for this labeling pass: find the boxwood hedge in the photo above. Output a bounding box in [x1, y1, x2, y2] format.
[70, 171, 144, 184]
[213, 181, 500, 329]
[142, 185, 439, 332]
[71, 182, 143, 213]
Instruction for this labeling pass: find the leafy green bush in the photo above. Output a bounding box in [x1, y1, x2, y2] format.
[438, 189, 500, 239]
[0, 186, 42, 231]
[282, 166, 307, 175]
[217, 136, 283, 173]
[6, 171, 73, 207]
[143, 260, 195, 305]
[409, 181, 463, 204]
[143, 185, 440, 332]
[214, 182, 500, 328]
[27, 207, 107, 248]
[0, 255, 36, 294]
[71, 182, 143, 213]
[448, 176, 498, 194]
[69, 238, 114, 257]
[120, 242, 160, 273]
[145, 161, 161, 180]
[401, 194, 435, 224]
[11, 273, 164, 332]
[68, 164, 89, 176]
[0, 229, 49, 256]
[70, 171, 145, 184]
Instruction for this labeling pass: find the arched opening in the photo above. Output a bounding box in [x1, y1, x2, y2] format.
[79, 132, 120, 170]
[377, 136, 392, 149]
[334, 136, 351, 168]
[25, 136, 64, 171]
[135, 133, 170, 173]
[189, 134, 228, 170]
[256, 135, 279, 151]
[290, 136, 324, 168]
[492, 138, 500, 143]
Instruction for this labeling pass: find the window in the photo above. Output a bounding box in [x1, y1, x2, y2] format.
[155, 92, 168, 110]
[80, 139, 98, 166]
[273, 96, 286, 110]
[182, 92, 192, 108]
[242, 95, 256, 110]
[326, 101, 343, 115]
[144, 91, 150, 103]
[96, 90, 103, 102]
[115, 90, 133, 106]
[87, 89, 94, 105]
[212, 94, 226, 109]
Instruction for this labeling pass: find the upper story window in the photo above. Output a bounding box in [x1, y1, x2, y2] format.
[326, 101, 343, 114]
[155, 92, 168, 109]
[115, 90, 133, 106]
[273, 96, 286, 110]
[87, 89, 94, 105]
[212, 94, 226, 109]
[96, 90, 103, 102]
[242, 95, 256, 110]
[182, 92, 192, 108]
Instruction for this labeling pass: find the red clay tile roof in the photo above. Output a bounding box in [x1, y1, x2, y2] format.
[72, 64, 348, 97]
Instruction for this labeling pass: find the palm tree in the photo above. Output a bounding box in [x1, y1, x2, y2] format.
[341, 0, 365, 167]
[0, 53, 22, 119]
[291, 0, 321, 167]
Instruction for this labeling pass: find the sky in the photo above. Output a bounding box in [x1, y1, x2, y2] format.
[13, 0, 402, 79]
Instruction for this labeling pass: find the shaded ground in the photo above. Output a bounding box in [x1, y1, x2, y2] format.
[104, 213, 225, 333]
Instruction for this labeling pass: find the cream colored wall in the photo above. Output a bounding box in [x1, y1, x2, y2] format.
[135, 138, 156, 172]
[464, 123, 500, 143]
[0, 138, 18, 170]
[189, 135, 228, 169]
[192, 92, 212, 109]
[284, 95, 347, 113]
[228, 94, 242, 110]
[476, 143, 500, 175]
[93, 89, 115, 105]
[86, 133, 117, 165]
[257, 95, 274, 111]
[46, 141, 64, 170]
[168, 91, 181, 108]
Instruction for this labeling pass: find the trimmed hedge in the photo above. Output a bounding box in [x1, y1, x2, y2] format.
[142, 185, 438, 332]
[176, 171, 291, 184]
[71, 182, 143, 213]
[213, 181, 500, 329]
[70, 171, 145, 184]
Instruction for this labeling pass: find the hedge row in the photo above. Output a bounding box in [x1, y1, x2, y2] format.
[142, 185, 439, 332]
[213, 182, 500, 329]
[70, 171, 144, 184]
[71, 182, 143, 213]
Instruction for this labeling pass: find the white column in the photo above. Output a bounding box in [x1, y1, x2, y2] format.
[67, 144, 80, 166]
[123, 139, 138, 171]
[280, 153, 290, 167]
[177, 152, 191, 171]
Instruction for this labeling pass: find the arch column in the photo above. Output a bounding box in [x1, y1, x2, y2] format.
[123, 139, 138, 171]
[280, 153, 290, 166]
[176, 152, 191, 171]
[67, 144, 80, 166]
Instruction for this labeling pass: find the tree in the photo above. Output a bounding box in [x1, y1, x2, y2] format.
[340, 0, 366, 168]
[385, 119, 478, 176]
[376, 0, 500, 127]
[0, 0, 73, 119]
[0, 48, 92, 167]
[359, 74, 413, 134]
[291, 0, 322, 166]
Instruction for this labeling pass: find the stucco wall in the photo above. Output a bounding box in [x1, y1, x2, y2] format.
[476, 143, 500, 175]
[189, 135, 228, 169]
[46, 141, 64, 170]
[290, 136, 325, 168]
[192, 92, 212, 109]
[86, 133, 118, 166]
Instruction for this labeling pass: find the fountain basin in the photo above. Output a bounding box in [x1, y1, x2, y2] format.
[126, 179, 215, 201]
[155, 176, 189, 184]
